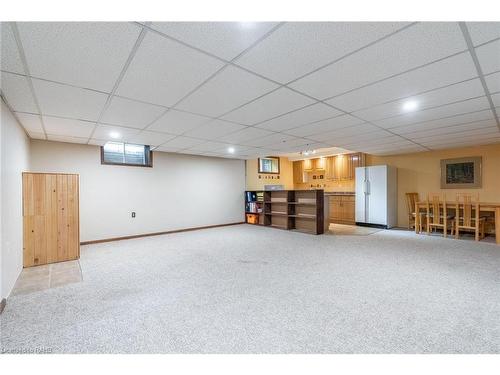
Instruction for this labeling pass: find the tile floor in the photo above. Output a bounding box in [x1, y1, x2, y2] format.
[11, 260, 83, 296]
[328, 223, 382, 235]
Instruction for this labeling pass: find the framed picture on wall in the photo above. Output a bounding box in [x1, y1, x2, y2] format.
[440, 156, 482, 189]
[258, 156, 280, 174]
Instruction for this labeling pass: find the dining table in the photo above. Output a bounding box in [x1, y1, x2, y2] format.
[414, 201, 500, 245]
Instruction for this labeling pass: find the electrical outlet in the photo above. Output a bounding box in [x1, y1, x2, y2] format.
[131, 212, 136, 218]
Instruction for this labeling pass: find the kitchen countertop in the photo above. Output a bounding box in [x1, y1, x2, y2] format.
[324, 191, 355, 195]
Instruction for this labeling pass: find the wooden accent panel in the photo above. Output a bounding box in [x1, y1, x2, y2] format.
[23, 173, 80, 267]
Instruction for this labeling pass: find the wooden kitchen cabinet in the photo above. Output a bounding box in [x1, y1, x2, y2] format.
[303, 158, 313, 171]
[324, 156, 336, 180]
[313, 157, 326, 170]
[329, 195, 355, 225]
[293, 160, 307, 184]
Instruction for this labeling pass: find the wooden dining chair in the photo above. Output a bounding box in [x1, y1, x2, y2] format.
[426, 193, 455, 238]
[405, 192, 425, 232]
[455, 193, 486, 241]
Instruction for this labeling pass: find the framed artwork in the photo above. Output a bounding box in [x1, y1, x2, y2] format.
[440, 156, 482, 189]
[258, 156, 280, 174]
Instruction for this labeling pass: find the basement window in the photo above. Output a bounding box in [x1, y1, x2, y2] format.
[101, 142, 153, 167]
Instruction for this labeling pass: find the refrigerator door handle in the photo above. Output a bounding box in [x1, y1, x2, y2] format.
[364, 180, 370, 195]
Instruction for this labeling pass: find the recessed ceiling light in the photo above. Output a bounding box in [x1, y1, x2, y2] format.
[109, 131, 120, 139]
[227, 147, 235, 154]
[402, 100, 419, 112]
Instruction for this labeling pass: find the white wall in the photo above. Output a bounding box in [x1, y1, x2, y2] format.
[1, 101, 31, 299]
[30, 140, 246, 242]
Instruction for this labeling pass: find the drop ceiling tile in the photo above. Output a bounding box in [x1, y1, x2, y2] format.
[353, 78, 485, 121]
[116, 31, 224, 107]
[218, 127, 274, 144]
[187, 141, 230, 152]
[0, 72, 38, 112]
[265, 137, 313, 151]
[150, 22, 279, 61]
[42, 116, 95, 138]
[15, 112, 44, 134]
[406, 120, 498, 140]
[28, 132, 46, 140]
[88, 139, 107, 146]
[176, 65, 278, 117]
[47, 134, 89, 144]
[32, 79, 108, 121]
[91, 124, 140, 141]
[426, 136, 500, 150]
[147, 109, 211, 135]
[183, 119, 246, 140]
[1, 23, 24, 74]
[17, 22, 141, 92]
[390, 109, 494, 135]
[284, 114, 366, 137]
[374, 96, 491, 129]
[327, 52, 478, 112]
[100, 96, 165, 129]
[475, 39, 500, 74]
[221, 87, 315, 125]
[236, 22, 408, 83]
[306, 123, 383, 142]
[466, 22, 500, 46]
[154, 145, 183, 153]
[159, 136, 205, 149]
[240, 132, 298, 147]
[126, 130, 177, 146]
[290, 22, 467, 99]
[491, 92, 500, 107]
[485, 71, 500, 93]
[255, 103, 342, 131]
[420, 129, 500, 146]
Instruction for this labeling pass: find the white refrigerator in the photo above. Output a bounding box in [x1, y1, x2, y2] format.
[355, 165, 397, 228]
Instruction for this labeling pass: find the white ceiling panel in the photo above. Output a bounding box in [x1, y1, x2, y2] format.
[326, 52, 478, 113]
[88, 139, 107, 146]
[221, 87, 315, 125]
[159, 136, 205, 149]
[15, 112, 44, 134]
[485, 72, 500, 93]
[147, 109, 211, 135]
[32, 79, 108, 121]
[265, 137, 314, 151]
[154, 145, 183, 153]
[17, 22, 141, 92]
[187, 140, 231, 152]
[419, 129, 500, 146]
[353, 78, 485, 121]
[1, 72, 38, 113]
[176, 65, 278, 117]
[27, 132, 46, 140]
[91, 124, 140, 141]
[183, 119, 246, 140]
[475, 39, 500, 75]
[374, 96, 491, 129]
[290, 22, 467, 100]
[116, 31, 224, 107]
[404, 119, 497, 139]
[47, 134, 89, 144]
[218, 127, 273, 144]
[240, 132, 298, 147]
[306, 123, 385, 142]
[425, 136, 500, 149]
[150, 22, 279, 61]
[100, 96, 165, 129]
[284, 114, 366, 137]
[42, 116, 95, 138]
[255, 103, 342, 132]
[125, 130, 177, 146]
[389, 108, 495, 135]
[466, 22, 500, 46]
[1, 23, 24, 74]
[236, 22, 408, 83]
[491, 92, 500, 107]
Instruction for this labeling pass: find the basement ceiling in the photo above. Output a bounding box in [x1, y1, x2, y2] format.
[1, 21, 499, 159]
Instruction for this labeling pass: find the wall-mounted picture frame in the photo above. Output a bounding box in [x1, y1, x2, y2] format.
[258, 156, 280, 174]
[440, 156, 482, 189]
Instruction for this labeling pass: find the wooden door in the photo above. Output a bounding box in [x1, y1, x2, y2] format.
[342, 196, 355, 224]
[23, 173, 79, 267]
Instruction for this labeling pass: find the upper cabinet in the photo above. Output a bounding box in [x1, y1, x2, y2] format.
[293, 153, 365, 183]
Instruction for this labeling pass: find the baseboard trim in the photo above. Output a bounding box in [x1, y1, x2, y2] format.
[0, 298, 6, 314]
[80, 222, 245, 245]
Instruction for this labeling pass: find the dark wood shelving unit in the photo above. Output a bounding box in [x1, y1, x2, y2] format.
[245, 190, 325, 234]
